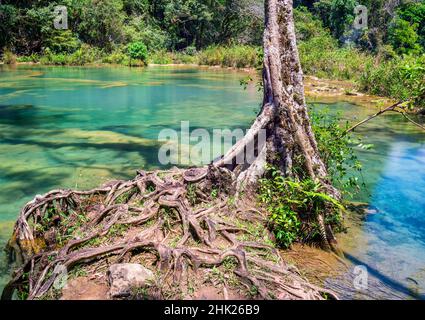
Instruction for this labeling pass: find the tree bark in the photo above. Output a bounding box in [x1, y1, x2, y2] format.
[216, 0, 338, 199]
[214, 0, 340, 250]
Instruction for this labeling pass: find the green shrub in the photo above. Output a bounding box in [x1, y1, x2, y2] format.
[298, 32, 372, 80]
[39, 48, 63, 65]
[123, 19, 169, 51]
[294, 6, 373, 80]
[45, 30, 80, 54]
[388, 18, 423, 55]
[2, 49, 17, 64]
[148, 50, 175, 64]
[396, 2, 425, 50]
[359, 54, 425, 107]
[103, 49, 129, 65]
[259, 166, 344, 248]
[40, 45, 103, 66]
[197, 45, 261, 68]
[69, 45, 103, 65]
[294, 6, 330, 42]
[310, 107, 363, 192]
[173, 52, 198, 64]
[128, 41, 148, 65]
[16, 54, 40, 63]
[198, 46, 224, 66]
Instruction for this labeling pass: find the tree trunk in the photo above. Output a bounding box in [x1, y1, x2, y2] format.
[215, 0, 340, 249]
[216, 0, 338, 197]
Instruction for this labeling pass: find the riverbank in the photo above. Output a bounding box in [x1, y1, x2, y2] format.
[3, 57, 413, 114]
[3, 59, 396, 111]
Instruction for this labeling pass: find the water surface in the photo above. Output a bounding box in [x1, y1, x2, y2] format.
[0, 65, 260, 289]
[314, 102, 425, 299]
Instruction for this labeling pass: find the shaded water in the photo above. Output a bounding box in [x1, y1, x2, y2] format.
[0, 66, 424, 299]
[0, 65, 260, 289]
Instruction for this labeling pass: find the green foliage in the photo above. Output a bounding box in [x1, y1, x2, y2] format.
[397, 1, 425, 49]
[2, 49, 17, 64]
[160, 0, 257, 49]
[360, 54, 425, 108]
[102, 48, 130, 65]
[40, 44, 103, 66]
[75, 0, 126, 52]
[295, 7, 371, 80]
[0, 4, 18, 51]
[388, 18, 423, 55]
[294, 6, 329, 42]
[148, 50, 175, 64]
[123, 18, 168, 51]
[310, 107, 363, 192]
[259, 165, 344, 249]
[293, 5, 424, 110]
[198, 45, 261, 68]
[258, 105, 365, 248]
[163, 0, 214, 49]
[312, 0, 356, 40]
[2, 0, 261, 57]
[45, 30, 80, 54]
[328, 0, 357, 40]
[128, 41, 148, 64]
[22, 4, 57, 52]
[16, 53, 40, 63]
[122, 0, 149, 15]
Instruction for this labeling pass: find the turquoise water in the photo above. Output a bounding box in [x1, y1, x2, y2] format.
[315, 102, 425, 299]
[0, 65, 260, 220]
[0, 66, 424, 299]
[0, 65, 260, 289]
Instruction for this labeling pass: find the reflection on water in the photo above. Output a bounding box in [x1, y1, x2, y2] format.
[0, 66, 424, 300]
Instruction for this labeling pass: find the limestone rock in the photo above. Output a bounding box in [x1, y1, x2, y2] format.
[108, 263, 154, 298]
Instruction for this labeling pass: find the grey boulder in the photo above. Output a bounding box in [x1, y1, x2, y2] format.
[108, 263, 154, 298]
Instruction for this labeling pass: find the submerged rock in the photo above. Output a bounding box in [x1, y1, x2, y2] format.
[364, 206, 380, 215]
[108, 263, 154, 298]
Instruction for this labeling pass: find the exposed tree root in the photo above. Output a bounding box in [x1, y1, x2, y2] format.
[2, 167, 338, 300]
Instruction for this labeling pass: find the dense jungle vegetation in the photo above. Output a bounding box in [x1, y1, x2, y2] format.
[1, 0, 424, 106]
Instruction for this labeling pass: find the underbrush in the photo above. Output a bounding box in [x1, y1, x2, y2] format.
[359, 54, 425, 108]
[259, 166, 344, 249]
[258, 109, 364, 249]
[2, 50, 17, 64]
[197, 45, 261, 68]
[39, 45, 104, 66]
[299, 36, 372, 80]
[148, 50, 198, 65]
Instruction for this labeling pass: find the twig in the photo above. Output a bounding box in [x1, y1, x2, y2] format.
[346, 102, 403, 133]
[399, 111, 425, 131]
[346, 101, 425, 133]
